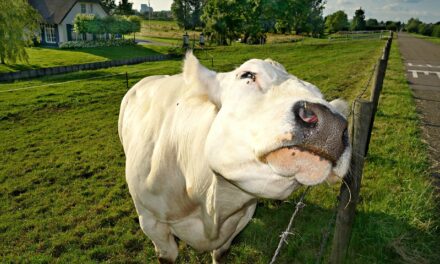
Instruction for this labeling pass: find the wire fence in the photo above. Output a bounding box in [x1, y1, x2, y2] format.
[0, 67, 167, 94]
[268, 32, 393, 264]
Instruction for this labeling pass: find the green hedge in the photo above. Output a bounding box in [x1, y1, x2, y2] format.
[74, 14, 141, 36]
[59, 39, 136, 49]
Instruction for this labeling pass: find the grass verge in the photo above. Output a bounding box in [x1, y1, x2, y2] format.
[0, 45, 171, 74]
[410, 33, 440, 45]
[1, 39, 437, 263]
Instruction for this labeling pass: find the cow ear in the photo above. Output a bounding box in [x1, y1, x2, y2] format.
[183, 51, 221, 107]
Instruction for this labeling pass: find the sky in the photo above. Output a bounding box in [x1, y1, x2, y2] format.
[324, 0, 440, 23]
[129, 0, 439, 23]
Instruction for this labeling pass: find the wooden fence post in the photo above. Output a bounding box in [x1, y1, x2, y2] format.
[330, 99, 373, 264]
[364, 58, 387, 154]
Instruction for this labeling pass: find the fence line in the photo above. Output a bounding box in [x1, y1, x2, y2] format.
[0, 66, 174, 94]
[269, 32, 393, 264]
[329, 32, 393, 264]
[0, 54, 172, 83]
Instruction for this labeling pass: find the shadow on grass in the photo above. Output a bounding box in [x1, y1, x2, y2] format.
[219, 201, 436, 263]
[0, 45, 169, 75]
[69, 45, 165, 61]
[0, 63, 41, 72]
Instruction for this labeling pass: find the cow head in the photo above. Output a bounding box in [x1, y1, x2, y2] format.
[183, 52, 351, 200]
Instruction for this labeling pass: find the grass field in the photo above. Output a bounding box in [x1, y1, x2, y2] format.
[0, 39, 438, 263]
[410, 33, 440, 45]
[136, 19, 324, 46]
[0, 45, 170, 74]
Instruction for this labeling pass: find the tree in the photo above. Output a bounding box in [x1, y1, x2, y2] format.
[201, 0, 243, 45]
[300, 0, 325, 37]
[100, 0, 116, 13]
[418, 23, 433, 36]
[171, 0, 189, 29]
[406, 18, 422, 33]
[115, 0, 134, 15]
[432, 25, 440, 37]
[385, 21, 397, 31]
[171, 0, 205, 30]
[274, 0, 324, 35]
[201, 0, 325, 45]
[351, 8, 366, 31]
[366, 18, 378, 28]
[240, 0, 271, 44]
[325, 10, 348, 33]
[0, 0, 41, 64]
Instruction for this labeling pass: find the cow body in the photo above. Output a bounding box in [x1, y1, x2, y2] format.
[119, 53, 351, 263]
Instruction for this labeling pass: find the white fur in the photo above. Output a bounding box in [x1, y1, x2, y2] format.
[118, 53, 351, 263]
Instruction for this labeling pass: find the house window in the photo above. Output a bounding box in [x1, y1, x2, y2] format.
[81, 3, 86, 13]
[90, 4, 93, 13]
[44, 24, 57, 43]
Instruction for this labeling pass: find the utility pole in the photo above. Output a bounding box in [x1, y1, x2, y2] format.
[148, 0, 151, 32]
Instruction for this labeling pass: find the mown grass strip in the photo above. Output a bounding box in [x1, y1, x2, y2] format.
[0, 45, 171, 74]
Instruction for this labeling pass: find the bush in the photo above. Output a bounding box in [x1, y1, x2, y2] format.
[74, 14, 141, 36]
[59, 39, 136, 49]
[418, 23, 433, 36]
[432, 25, 440, 37]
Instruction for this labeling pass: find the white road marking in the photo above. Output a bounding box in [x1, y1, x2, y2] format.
[407, 63, 440, 68]
[408, 70, 440, 79]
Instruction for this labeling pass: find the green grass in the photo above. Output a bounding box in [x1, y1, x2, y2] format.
[136, 19, 332, 46]
[0, 39, 438, 263]
[410, 33, 440, 45]
[125, 35, 182, 46]
[0, 45, 171, 74]
[340, 39, 438, 263]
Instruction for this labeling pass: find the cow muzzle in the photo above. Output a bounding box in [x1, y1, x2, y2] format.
[265, 100, 349, 185]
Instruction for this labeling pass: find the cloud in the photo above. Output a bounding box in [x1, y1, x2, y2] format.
[336, 0, 354, 5]
[397, 0, 422, 3]
[383, 3, 409, 11]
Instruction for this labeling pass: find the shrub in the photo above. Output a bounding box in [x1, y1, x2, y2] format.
[431, 25, 440, 37]
[418, 23, 433, 36]
[59, 39, 136, 49]
[74, 14, 141, 37]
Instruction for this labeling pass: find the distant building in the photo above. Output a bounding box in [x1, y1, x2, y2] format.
[28, 0, 108, 46]
[140, 4, 153, 14]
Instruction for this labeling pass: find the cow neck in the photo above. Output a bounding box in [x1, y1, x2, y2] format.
[202, 172, 256, 240]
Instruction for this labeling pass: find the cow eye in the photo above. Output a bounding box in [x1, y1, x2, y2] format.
[239, 71, 256, 81]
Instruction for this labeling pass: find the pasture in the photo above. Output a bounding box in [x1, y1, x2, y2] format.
[0, 39, 438, 263]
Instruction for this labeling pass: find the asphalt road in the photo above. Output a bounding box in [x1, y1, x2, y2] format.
[398, 32, 440, 183]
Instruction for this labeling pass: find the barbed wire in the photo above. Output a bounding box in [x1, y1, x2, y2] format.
[347, 61, 378, 119]
[269, 186, 310, 264]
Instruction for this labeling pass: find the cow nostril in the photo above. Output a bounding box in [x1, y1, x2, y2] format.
[298, 106, 318, 125]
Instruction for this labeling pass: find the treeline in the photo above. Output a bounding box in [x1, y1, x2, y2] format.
[325, 8, 402, 33]
[171, 0, 325, 44]
[406, 18, 440, 37]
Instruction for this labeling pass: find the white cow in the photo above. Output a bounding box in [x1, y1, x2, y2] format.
[118, 52, 351, 263]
